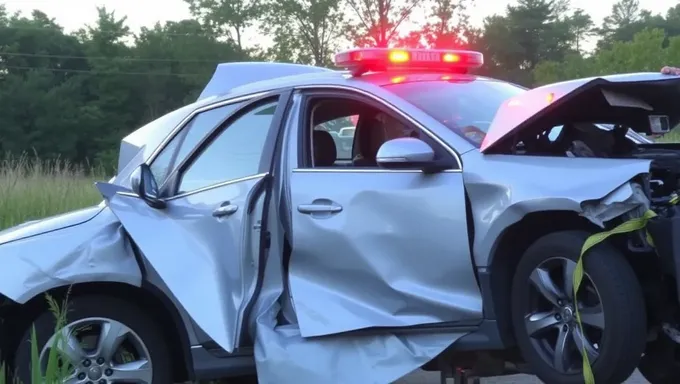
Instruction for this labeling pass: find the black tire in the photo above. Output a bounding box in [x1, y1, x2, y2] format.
[511, 230, 647, 384]
[637, 332, 680, 384]
[13, 295, 173, 384]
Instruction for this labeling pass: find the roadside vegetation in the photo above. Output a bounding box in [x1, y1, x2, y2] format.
[0, 292, 71, 384]
[0, 155, 105, 230]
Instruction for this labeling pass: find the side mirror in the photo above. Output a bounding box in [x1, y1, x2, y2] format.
[376, 138, 436, 170]
[130, 164, 166, 209]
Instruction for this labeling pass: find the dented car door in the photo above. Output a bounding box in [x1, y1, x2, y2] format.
[284, 91, 484, 338]
[101, 92, 290, 352]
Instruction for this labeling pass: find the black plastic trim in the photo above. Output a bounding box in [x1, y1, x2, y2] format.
[476, 268, 497, 319]
[647, 206, 680, 301]
[448, 320, 506, 351]
[191, 346, 256, 380]
[333, 320, 481, 337]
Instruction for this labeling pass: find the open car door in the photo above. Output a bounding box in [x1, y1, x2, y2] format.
[98, 91, 290, 352]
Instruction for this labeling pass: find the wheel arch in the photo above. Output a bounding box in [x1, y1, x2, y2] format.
[485, 210, 600, 346]
[0, 281, 194, 382]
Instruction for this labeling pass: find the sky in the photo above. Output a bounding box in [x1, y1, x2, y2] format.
[3, 0, 679, 50]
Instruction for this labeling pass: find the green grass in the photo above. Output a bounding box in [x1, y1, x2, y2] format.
[0, 291, 72, 384]
[0, 156, 101, 382]
[0, 154, 105, 230]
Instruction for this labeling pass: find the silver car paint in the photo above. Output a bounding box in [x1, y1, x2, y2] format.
[0, 62, 660, 383]
[0, 206, 141, 303]
[244, 92, 467, 383]
[461, 151, 652, 267]
[0, 204, 104, 245]
[106, 174, 268, 353]
[286, 88, 484, 336]
[247, 192, 467, 384]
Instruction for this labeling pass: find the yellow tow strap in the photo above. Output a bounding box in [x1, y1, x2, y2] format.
[574, 192, 680, 383]
[574, 209, 658, 383]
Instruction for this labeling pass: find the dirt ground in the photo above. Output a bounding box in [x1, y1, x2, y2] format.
[396, 369, 648, 383]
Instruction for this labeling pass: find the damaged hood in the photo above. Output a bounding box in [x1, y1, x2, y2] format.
[481, 72, 680, 153]
[0, 205, 104, 245]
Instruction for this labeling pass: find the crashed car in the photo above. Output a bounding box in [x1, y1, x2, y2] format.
[0, 47, 679, 384]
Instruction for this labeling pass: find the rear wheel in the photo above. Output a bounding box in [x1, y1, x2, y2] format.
[510, 230, 647, 384]
[13, 295, 173, 384]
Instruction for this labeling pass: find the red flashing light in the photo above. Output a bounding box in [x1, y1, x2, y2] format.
[442, 53, 460, 62]
[334, 48, 483, 76]
[388, 50, 410, 63]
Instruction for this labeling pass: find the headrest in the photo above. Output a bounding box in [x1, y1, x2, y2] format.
[313, 130, 337, 167]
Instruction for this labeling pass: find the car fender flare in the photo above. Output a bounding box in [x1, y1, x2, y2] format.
[0, 207, 143, 304]
[477, 180, 649, 268]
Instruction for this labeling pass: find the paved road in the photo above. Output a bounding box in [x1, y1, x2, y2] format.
[397, 369, 648, 383]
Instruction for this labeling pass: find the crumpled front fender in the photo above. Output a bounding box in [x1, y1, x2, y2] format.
[462, 153, 652, 267]
[0, 207, 142, 304]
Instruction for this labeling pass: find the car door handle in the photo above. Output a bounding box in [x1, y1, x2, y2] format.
[213, 202, 238, 218]
[297, 204, 342, 214]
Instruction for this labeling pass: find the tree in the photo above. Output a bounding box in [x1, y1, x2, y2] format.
[595, 0, 666, 49]
[480, 0, 574, 85]
[344, 0, 424, 47]
[567, 8, 593, 54]
[533, 28, 674, 85]
[421, 0, 472, 49]
[133, 20, 242, 114]
[185, 0, 261, 52]
[262, 0, 345, 66]
[0, 9, 92, 160]
[601, 0, 640, 33]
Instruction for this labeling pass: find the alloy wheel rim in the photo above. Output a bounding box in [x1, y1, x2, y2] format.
[525, 257, 606, 373]
[40, 317, 153, 384]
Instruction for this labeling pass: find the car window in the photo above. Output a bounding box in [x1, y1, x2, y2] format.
[307, 98, 447, 168]
[383, 79, 526, 147]
[177, 101, 278, 193]
[314, 115, 357, 160]
[149, 103, 241, 184]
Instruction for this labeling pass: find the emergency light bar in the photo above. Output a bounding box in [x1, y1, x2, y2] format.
[334, 48, 484, 76]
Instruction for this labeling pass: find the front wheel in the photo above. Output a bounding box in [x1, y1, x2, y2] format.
[13, 295, 173, 384]
[510, 230, 647, 384]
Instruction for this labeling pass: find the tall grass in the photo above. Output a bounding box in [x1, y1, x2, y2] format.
[0, 156, 102, 383]
[0, 291, 72, 384]
[0, 154, 106, 230]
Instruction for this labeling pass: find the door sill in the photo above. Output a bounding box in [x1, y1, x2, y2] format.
[191, 345, 256, 380]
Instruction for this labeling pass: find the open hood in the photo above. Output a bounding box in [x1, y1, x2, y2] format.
[480, 73, 680, 153]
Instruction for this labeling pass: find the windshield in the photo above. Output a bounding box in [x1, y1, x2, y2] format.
[383, 79, 526, 146]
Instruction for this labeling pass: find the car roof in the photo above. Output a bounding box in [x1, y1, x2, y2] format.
[199, 62, 500, 105]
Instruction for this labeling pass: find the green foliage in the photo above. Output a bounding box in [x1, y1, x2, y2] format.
[0, 155, 105, 230]
[2, 0, 677, 165]
[260, 0, 345, 66]
[0, 291, 72, 384]
[533, 28, 679, 85]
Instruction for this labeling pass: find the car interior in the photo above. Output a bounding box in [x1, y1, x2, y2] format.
[309, 98, 419, 168]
